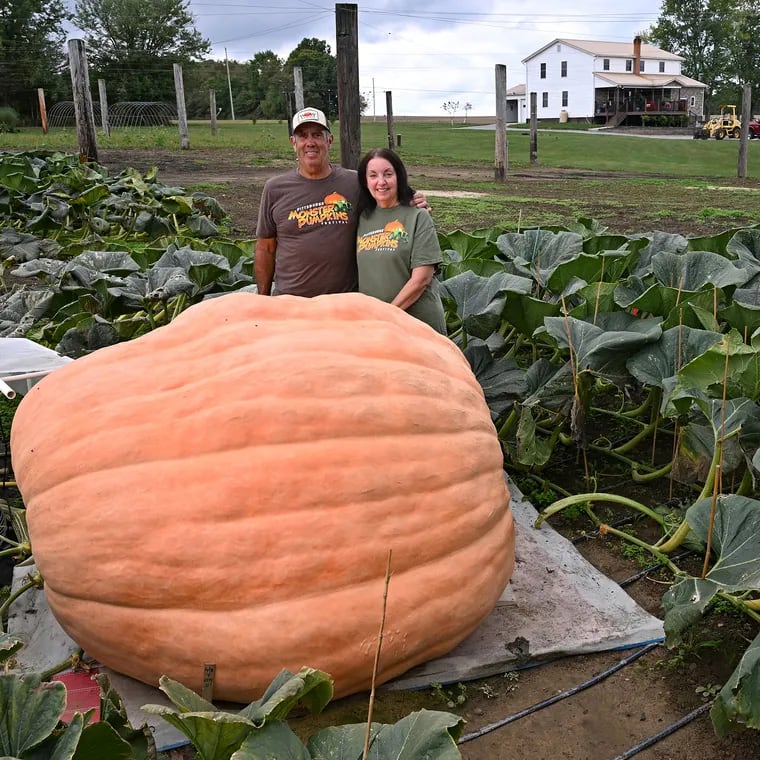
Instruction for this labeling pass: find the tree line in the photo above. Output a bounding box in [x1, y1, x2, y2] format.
[1, 0, 757, 125]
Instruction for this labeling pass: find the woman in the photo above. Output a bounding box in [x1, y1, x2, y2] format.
[355, 148, 447, 334]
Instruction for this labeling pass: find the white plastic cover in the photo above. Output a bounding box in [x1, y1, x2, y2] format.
[0, 338, 73, 397]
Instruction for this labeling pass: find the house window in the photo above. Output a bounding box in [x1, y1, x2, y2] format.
[562, 91, 568, 107]
[690, 95, 696, 108]
[639, 60, 645, 72]
[603, 58, 610, 71]
[556, 44, 561, 52]
[561, 60, 567, 77]
[540, 63, 546, 79]
[625, 59, 632, 72]
[659, 61, 665, 73]
[542, 92, 548, 108]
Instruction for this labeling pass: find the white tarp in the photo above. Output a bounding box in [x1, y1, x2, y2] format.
[0, 338, 73, 397]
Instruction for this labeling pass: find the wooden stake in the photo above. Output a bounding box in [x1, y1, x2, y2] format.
[362, 550, 392, 760]
[202, 663, 216, 702]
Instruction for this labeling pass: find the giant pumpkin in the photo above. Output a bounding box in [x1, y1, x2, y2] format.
[11, 292, 515, 701]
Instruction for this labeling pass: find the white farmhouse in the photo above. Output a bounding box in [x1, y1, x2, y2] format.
[521, 37, 707, 125]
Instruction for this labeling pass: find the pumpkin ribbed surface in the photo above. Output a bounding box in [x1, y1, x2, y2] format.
[11, 292, 515, 701]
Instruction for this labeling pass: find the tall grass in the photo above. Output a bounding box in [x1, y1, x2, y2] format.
[0, 119, 757, 178]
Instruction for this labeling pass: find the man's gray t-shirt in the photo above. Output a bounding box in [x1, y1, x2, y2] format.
[256, 166, 360, 297]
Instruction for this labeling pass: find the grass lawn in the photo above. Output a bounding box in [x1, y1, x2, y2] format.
[1, 119, 758, 178]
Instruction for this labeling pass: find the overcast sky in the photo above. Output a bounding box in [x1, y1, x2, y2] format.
[190, 1, 666, 116]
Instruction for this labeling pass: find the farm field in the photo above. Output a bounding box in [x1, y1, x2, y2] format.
[2, 124, 760, 759]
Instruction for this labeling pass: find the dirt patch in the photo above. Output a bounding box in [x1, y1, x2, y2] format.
[94, 148, 760, 241]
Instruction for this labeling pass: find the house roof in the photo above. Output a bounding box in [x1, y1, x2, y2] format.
[522, 38, 683, 63]
[594, 72, 707, 89]
[506, 84, 525, 96]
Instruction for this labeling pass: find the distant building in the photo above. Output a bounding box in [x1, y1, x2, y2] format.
[518, 37, 707, 125]
[506, 84, 526, 123]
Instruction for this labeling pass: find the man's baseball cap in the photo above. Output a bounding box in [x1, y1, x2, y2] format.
[292, 107, 330, 132]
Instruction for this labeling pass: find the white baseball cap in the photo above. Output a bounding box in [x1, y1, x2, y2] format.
[292, 107, 330, 132]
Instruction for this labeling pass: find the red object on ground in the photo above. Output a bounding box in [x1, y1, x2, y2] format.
[52, 669, 101, 723]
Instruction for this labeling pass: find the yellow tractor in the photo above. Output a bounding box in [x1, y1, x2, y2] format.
[694, 104, 742, 139]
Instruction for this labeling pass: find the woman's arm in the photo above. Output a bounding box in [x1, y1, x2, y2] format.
[391, 265, 436, 311]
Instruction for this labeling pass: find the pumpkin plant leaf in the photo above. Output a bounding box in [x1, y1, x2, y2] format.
[711, 630, 760, 736]
[362, 709, 464, 759]
[239, 668, 333, 724]
[232, 720, 311, 759]
[71, 719, 133, 760]
[306, 722, 375, 760]
[0, 673, 67, 757]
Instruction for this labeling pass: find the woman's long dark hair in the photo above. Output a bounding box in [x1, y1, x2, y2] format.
[356, 148, 414, 216]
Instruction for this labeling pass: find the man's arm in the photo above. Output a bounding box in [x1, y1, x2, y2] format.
[254, 237, 277, 296]
[411, 190, 431, 212]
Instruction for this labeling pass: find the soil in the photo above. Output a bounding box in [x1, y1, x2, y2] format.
[5, 145, 760, 759]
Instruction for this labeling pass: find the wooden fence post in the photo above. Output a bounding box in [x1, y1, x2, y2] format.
[530, 92, 538, 164]
[385, 91, 395, 151]
[98, 79, 110, 136]
[68, 39, 98, 162]
[173, 63, 190, 150]
[210, 90, 218, 136]
[738, 83, 751, 179]
[294, 67, 304, 111]
[336, 3, 361, 169]
[494, 64, 507, 182]
[37, 89, 48, 134]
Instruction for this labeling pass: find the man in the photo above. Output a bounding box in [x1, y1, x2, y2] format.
[254, 106, 428, 297]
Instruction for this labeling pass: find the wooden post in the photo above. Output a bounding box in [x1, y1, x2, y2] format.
[210, 90, 218, 136]
[97, 79, 110, 137]
[738, 83, 751, 179]
[37, 89, 48, 134]
[202, 663, 215, 702]
[336, 3, 361, 169]
[67, 39, 98, 163]
[385, 91, 395, 150]
[173, 63, 190, 150]
[494, 64, 507, 182]
[529, 92, 538, 164]
[294, 67, 304, 111]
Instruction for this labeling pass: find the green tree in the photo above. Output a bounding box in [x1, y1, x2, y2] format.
[71, 0, 210, 101]
[250, 50, 286, 119]
[284, 38, 337, 120]
[645, 0, 733, 111]
[184, 59, 255, 119]
[726, 0, 760, 101]
[0, 0, 69, 119]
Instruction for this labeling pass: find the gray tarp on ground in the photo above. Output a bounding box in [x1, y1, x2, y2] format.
[9, 483, 664, 752]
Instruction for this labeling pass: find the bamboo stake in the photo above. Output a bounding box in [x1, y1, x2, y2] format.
[701, 340, 730, 579]
[363, 550, 393, 760]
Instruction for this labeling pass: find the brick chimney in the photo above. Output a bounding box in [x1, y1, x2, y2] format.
[633, 36, 642, 74]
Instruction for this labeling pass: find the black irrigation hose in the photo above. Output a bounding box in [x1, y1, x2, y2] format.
[618, 550, 695, 589]
[612, 701, 712, 759]
[457, 641, 661, 744]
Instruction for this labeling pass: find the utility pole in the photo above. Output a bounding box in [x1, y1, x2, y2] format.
[738, 83, 751, 179]
[335, 3, 361, 168]
[225, 48, 235, 120]
[372, 76, 376, 121]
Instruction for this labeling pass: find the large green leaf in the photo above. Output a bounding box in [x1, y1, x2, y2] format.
[496, 229, 583, 285]
[627, 325, 722, 390]
[711, 631, 760, 735]
[0, 673, 67, 757]
[239, 668, 332, 724]
[361, 709, 464, 759]
[232, 721, 311, 759]
[651, 250, 747, 291]
[464, 345, 527, 419]
[543, 313, 662, 374]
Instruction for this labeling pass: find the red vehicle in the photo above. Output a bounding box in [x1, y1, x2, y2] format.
[750, 120, 760, 139]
